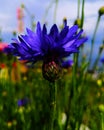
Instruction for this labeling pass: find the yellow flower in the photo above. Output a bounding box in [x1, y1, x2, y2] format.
[23, 76, 27, 81]
[0, 67, 9, 80]
[7, 121, 12, 128]
[18, 106, 24, 114]
[98, 104, 104, 112]
[97, 79, 102, 86]
[2, 91, 7, 97]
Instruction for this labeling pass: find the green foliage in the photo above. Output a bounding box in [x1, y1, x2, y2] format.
[0, 0, 104, 130]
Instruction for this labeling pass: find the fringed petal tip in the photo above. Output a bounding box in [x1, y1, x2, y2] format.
[7, 21, 88, 65]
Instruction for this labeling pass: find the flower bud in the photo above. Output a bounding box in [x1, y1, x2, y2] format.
[100, 45, 104, 51]
[99, 6, 104, 16]
[32, 22, 36, 28]
[99, 44, 104, 53]
[21, 4, 25, 9]
[63, 17, 67, 26]
[42, 60, 62, 82]
[74, 19, 81, 28]
[12, 31, 17, 36]
[60, 17, 67, 29]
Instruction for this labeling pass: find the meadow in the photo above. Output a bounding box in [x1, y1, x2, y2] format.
[0, 0, 104, 130]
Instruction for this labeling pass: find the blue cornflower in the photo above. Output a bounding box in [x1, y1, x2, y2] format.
[101, 58, 104, 64]
[6, 22, 87, 82]
[17, 97, 30, 107]
[61, 59, 73, 69]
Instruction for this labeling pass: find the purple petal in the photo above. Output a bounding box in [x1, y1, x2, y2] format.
[42, 24, 47, 34]
[36, 22, 42, 36]
[49, 24, 59, 39]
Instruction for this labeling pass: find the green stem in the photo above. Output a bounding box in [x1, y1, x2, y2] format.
[77, 0, 85, 68]
[80, 0, 85, 29]
[53, 0, 58, 23]
[49, 82, 57, 130]
[88, 16, 101, 69]
[64, 85, 73, 130]
[93, 49, 102, 70]
[42, 0, 54, 23]
[101, 113, 104, 130]
[64, 54, 78, 130]
[103, 64, 104, 73]
[77, 0, 80, 19]
[23, 6, 35, 31]
[73, 53, 78, 89]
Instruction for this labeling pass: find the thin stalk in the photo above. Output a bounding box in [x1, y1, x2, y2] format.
[73, 54, 77, 89]
[80, 0, 85, 29]
[77, 0, 80, 19]
[75, 0, 85, 70]
[53, 0, 58, 23]
[103, 63, 104, 72]
[79, 0, 85, 67]
[88, 16, 101, 69]
[93, 48, 103, 70]
[42, 0, 54, 23]
[49, 81, 57, 130]
[64, 85, 73, 130]
[23, 6, 35, 31]
[101, 113, 104, 130]
[79, 44, 85, 65]
[64, 54, 77, 130]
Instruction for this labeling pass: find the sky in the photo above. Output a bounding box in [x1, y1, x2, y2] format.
[0, 0, 104, 33]
[0, 0, 104, 62]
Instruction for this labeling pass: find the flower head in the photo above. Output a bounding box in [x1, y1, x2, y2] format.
[17, 97, 30, 107]
[61, 59, 73, 69]
[99, 6, 104, 16]
[74, 19, 81, 28]
[101, 58, 104, 64]
[6, 22, 87, 82]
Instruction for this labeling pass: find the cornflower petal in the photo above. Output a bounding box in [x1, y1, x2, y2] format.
[20, 34, 41, 53]
[26, 28, 36, 38]
[49, 24, 59, 40]
[42, 24, 47, 34]
[60, 26, 69, 39]
[75, 37, 88, 47]
[66, 25, 78, 38]
[62, 25, 78, 43]
[5, 21, 87, 67]
[36, 22, 42, 36]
